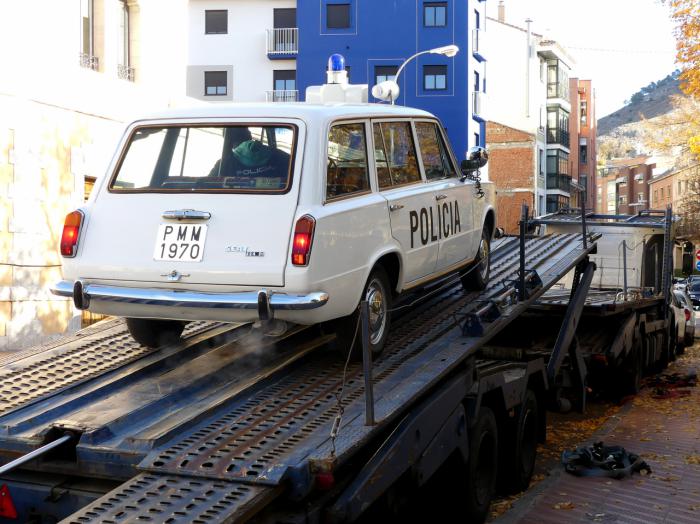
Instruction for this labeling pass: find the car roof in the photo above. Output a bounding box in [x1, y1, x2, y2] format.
[134, 103, 436, 124]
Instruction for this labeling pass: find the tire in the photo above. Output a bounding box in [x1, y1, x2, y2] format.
[499, 390, 539, 494]
[461, 227, 491, 291]
[465, 406, 498, 523]
[334, 266, 393, 358]
[125, 318, 186, 348]
[621, 340, 643, 396]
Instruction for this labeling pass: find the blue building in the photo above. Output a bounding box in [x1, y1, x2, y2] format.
[296, 0, 487, 160]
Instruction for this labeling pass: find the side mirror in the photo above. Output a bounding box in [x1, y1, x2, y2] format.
[460, 146, 489, 172]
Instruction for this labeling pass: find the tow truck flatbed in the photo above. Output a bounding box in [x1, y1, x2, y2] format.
[0, 232, 596, 523]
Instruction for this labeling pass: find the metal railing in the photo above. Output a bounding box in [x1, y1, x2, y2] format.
[117, 64, 135, 81]
[265, 90, 299, 102]
[79, 53, 99, 71]
[472, 28, 481, 55]
[546, 128, 570, 146]
[546, 174, 572, 191]
[266, 28, 298, 55]
[472, 91, 484, 116]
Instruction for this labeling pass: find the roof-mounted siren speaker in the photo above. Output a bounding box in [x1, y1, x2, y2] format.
[371, 81, 400, 103]
[305, 53, 368, 104]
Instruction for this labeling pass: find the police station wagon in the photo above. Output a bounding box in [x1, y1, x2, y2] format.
[52, 97, 495, 354]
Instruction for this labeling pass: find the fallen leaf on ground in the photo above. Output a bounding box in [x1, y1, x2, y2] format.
[553, 502, 575, 510]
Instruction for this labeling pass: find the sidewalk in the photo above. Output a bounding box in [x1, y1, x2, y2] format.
[497, 342, 700, 524]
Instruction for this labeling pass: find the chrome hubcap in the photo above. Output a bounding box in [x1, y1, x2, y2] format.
[478, 237, 490, 279]
[366, 279, 387, 346]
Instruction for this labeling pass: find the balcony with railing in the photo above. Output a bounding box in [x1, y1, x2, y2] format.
[546, 127, 570, 147]
[117, 64, 135, 82]
[265, 90, 299, 102]
[79, 53, 99, 71]
[546, 173, 572, 192]
[266, 28, 298, 59]
[472, 91, 485, 119]
[471, 28, 485, 61]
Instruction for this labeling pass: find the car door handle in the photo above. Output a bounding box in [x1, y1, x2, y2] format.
[389, 204, 404, 212]
[435, 194, 448, 201]
[162, 209, 212, 221]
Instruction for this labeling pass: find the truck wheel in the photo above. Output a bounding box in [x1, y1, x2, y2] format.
[499, 390, 538, 494]
[125, 318, 186, 348]
[335, 266, 392, 358]
[465, 406, 498, 523]
[461, 227, 491, 291]
[621, 340, 643, 395]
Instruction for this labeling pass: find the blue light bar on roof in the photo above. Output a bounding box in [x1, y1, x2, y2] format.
[328, 53, 345, 72]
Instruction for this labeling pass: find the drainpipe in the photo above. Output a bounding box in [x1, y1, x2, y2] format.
[525, 19, 532, 118]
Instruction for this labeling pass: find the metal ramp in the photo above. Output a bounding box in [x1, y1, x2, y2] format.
[33, 233, 597, 523]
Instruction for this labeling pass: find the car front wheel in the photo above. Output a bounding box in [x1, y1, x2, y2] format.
[461, 227, 491, 291]
[125, 318, 186, 348]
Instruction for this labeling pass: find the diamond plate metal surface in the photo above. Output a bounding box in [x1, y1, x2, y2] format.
[0, 320, 220, 417]
[140, 235, 591, 484]
[60, 473, 275, 524]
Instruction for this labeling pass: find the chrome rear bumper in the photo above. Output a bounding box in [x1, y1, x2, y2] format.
[51, 280, 328, 318]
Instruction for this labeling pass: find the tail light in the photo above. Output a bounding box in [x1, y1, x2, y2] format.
[685, 308, 691, 322]
[0, 484, 17, 519]
[291, 215, 315, 266]
[60, 210, 84, 257]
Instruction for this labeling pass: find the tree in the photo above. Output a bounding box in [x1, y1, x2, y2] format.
[668, 0, 700, 99]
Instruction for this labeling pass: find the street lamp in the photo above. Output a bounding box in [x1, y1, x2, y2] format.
[371, 44, 459, 104]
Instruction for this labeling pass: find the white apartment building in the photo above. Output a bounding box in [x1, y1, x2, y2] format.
[187, 0, 298, 103]
[486, 4, 575, 219]
[0, 0, 190, 350]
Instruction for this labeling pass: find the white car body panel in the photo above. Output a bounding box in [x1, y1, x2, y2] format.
[56, 103, 496, 326]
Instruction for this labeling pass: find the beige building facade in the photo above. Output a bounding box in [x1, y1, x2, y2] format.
[0, 0, 190, 351]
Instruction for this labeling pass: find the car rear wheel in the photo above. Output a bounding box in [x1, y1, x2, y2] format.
[334, 266, 392, 359]
[461, 227, 491, 291]
[125, 318, 186, 348]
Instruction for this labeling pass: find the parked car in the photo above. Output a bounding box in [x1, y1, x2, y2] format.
[674, 290, 696, 345]
[669, 292, 688, 353]
[52, 104, 496, 354]
[688, 279, 700, 310]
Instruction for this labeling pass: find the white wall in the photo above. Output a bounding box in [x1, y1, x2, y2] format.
[188, 0, 296, 102]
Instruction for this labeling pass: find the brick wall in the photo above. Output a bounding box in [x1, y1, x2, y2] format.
[486, 121, 536, 234]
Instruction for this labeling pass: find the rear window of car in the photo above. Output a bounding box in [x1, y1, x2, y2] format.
[110, 125, 296, 193]
[690, 282, 700, 292]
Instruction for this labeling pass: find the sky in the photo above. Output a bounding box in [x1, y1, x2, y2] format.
[485, 0, 679, 118]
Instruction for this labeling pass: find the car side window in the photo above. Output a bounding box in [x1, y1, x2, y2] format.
[373, 121, 422, 189]
[415, 121, 456, 180]
[326, 123, 371, 200]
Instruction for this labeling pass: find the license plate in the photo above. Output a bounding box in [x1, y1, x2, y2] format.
[154, 224, 208, 262]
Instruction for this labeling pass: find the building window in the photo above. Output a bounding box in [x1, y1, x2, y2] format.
[547, 59, 569, 100]
[273, 70, 296, 100]
[619, 195, 627, 205]
[375, 65, 398, 85]
[79, 0, 98, 70]
[327, 4, 351, 29]
[424, 65, 447, 90]
[580, 100, 588, 127]
[547, 107, 570, 146]
[667, 185, 671, 200]
[205, 71, 227, 96]
[638, 192, 645, 202]
[546, 194, 569, 213]
[580, 143, 587, 165]
[661, 187, 664, 199]
[654, 189, 658, 203]
[273, 8, 296, 29]
[538, 148, 544, 176]
[205, 10, 227, 34]
[678, 180, 682, 194]
[424, 2, 447, 27]
[474, 71, 480, 92]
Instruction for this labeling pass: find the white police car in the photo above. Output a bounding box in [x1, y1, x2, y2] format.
[52, 55, 496, 354]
